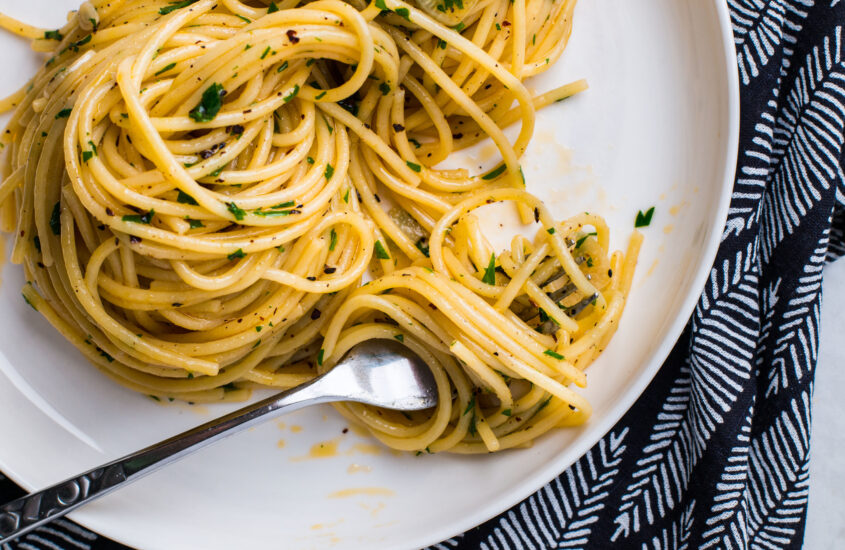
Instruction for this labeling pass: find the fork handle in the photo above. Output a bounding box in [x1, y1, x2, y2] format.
[0, 374, 337, 543]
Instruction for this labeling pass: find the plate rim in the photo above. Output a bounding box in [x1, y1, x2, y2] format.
[0, 1, 741, 547]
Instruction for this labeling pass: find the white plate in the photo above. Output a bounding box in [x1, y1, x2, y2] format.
[0, 1, 738, 548]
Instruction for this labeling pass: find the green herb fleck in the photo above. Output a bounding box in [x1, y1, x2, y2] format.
[55, 108, 72, 119]
[177, 190, 198, 205]
[543, 349, 564, 360]
[317, 348, 325, 366]
[634, 206, 655, 228]
[154, 62, 176, 76]
[343, 188, 350, 203]
[481, 164, 506, 180]
[50, 202, 61, 234]
[187, 218, 204, 228]
[277, 60, 288, 72]
[374, 240, 390, 260]
[44, 30, 62, 40]
[379, 82, 391, 95]
[268, 1, 280, 12]
[227, 248, 246, 260]
[324, 164, 334, 180]
[395, 7, 410, 20]
[122, 209, 155, 224]
[159, 0, 199, 16]
[329, 228, 338, 251]
[315, 91, 327, 100]
[502, 408, 512, 417]
[463, 395, 476, 415]
[482, 253, 496, 285]
[575, 232, 597, 249]
[189, 83, 225, 122]
[284, 84, 300, 103]
[260, 46, 271, 59]
[227, 202, 246, 220]
[406, 161, 421, 172]
[394, 334, 404, 343]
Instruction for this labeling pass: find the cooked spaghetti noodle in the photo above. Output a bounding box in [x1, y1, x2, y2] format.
[0, 0, 640, 453]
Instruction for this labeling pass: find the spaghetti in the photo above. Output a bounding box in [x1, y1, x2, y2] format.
[0, 0, 640, 453]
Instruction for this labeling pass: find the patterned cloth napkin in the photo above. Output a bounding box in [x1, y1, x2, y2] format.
[3, 1, 842, 548]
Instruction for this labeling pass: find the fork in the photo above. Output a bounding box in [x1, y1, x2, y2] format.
[0, 339, 438, 543]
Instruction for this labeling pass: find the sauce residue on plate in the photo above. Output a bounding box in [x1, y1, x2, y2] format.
[328, 487, 395, 499]
[347, 463, 372, 474]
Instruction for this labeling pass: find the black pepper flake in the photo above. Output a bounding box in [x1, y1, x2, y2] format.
[342, 428, 349, 434]
[324, 266, 337, 274]
[286, 30, 300, 43]
[129, 235, 142, 244]
[311, 309, 321, 320]
[453, 133, 463, 139]
[533, 207, 540, 223]
[227, 124, 244, 135]
[374, 194, 381, 202]
[306, 276, 316, 281]
[608, 269, 613, 277]
[392, 123, 405, 132]
[199, 142, 225, 159]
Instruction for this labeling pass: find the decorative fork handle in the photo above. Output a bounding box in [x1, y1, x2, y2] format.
[0, 373, 340, 543]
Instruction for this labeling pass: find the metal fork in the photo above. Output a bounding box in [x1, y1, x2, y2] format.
[0, 339, 437, 543]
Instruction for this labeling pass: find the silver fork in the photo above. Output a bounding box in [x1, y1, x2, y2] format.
[0, 339, 437, 543]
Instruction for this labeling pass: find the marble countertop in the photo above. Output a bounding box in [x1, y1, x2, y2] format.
[802, 258, 845, 549]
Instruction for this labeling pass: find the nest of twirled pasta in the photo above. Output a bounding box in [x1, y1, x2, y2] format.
[0, 0, 638, 453]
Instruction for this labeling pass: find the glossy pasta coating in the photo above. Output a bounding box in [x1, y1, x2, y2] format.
[0, 0, 638, 453]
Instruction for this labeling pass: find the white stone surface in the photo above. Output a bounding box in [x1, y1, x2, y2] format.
[805, 257, 845, 548]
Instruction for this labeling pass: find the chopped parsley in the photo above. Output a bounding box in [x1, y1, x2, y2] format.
[547, 227, 555, 235]
[317, 348, 325, 366]
[463, 395, 476, 415]
[154, 62, 176, 76]
[267, 1, 280, 12]
[189, 83, 225, 122]
[187, 218, 204, 228]
[482, 253, 496, 285]
[315, 91, 327, 100]
[634, 206, 655, 228]
[177, 190, 198, 205]
[55, 108, 72, 119]
[379, 82, 391, 95]
[43, 30, 62, 41]
[329, 228, 338, 251]
[394, 334, 404, 342]
[543, 349, 565, 360]
[342, 188, 350, 203]
[481, 164, 506, 180]
[406, 161, 421, 172]
[575, 232, 597, 249]
[277, 60, 288, 72]
[501, 408, 512, 417]
[283, 84, 300, 103]
[50, 202, 61, 234]
[324, 163, 334, 180]
[395, 7, 410, 20]
[122, 209, 155, 224]
[260, 46, 271, 59]
[374, 240, 391, 260]
[227, 202, 246, 220]
[227, 248, 246, 260]
[159, 0, 199, 16]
